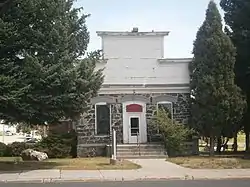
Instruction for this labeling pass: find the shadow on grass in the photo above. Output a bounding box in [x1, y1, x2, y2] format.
[0, 157, 141, 173]
[167, 152, 250, 169]
[0, 159, 63, 173]
[81, 159, 141, 170]
[199, 151, 248, 158]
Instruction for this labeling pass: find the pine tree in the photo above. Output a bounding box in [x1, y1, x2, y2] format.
[0, 0, 103, 125]
[220, 0, 250, 153]
[189, 1, 246, 156]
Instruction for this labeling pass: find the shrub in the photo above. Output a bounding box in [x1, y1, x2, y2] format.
[0, 142, 7, 156]
[3, 130, 77, 158]
[152, 109, 194, 156]
[34, 130, 77, 158]
[5, 142, 34, 157]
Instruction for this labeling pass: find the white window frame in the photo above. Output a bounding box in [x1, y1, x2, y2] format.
[156, 101, 173, 122]
[95, 102, 111, 137]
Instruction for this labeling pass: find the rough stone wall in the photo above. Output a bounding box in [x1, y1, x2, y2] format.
[77, 93, 190, 157]
[77, 145, 106, 157]
[173, 93, 190, 125]
[146, 93, 190, 143]
[145, 103, 159, 142]
[111, 103, 123, 143]
[77, 102, 123, 157]
[77, 104, 110, 145]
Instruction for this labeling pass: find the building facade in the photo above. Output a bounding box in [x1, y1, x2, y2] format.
[77, 28, 191, 157]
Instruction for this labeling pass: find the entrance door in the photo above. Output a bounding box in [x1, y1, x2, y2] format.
[122, 102, 147, 144]
[128, 116, 140, 143]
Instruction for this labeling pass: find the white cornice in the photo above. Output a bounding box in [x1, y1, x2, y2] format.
[99, 86, 190, 94]
[158, 58, 192, 64]
[102, 83, 189, 88]
[97, 31, 170, 37]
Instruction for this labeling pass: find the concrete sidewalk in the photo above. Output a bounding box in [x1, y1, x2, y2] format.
[1, 159, 250, 182]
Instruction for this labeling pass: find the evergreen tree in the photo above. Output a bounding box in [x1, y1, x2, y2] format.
[220, 0, 250, 152]
[189, 1, 246, 156]
[0, 0, 103, 125]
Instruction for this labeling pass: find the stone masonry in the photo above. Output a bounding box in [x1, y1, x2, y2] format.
[77, 93, 190, 157]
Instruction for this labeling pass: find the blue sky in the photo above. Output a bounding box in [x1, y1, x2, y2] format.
[74, 0, 223, 58]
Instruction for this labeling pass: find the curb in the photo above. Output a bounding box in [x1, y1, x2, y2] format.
[0, 177, 190, 183]
[192, 176, 250, 180]
[1, 176, 250, 183]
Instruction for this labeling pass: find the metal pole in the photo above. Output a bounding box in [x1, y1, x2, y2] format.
[111, 129, 113, 157]
[137, 132, 141, 156]
[113, 129, 117, 160]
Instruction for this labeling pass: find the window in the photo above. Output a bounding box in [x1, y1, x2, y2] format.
[95, 103, 111, 136]
[157, 101, 173, 122]
[130, 117, 140, 136]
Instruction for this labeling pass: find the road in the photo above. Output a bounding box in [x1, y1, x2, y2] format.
[0, 180, 250, 187]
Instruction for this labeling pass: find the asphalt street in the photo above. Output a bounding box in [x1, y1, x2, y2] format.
[0, 180, 250, 187]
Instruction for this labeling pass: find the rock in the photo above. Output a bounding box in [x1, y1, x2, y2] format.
[21, 149, 48, 161]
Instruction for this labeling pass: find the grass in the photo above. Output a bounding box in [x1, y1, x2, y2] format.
[167, 156, 250, 169]
[0, 157, 141, 171]
[199, 146, 245, 152]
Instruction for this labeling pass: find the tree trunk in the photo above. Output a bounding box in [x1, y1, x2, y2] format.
[216, 137, 222, 154]
[209, 135, 215, 156]
[246, 131, 250, 153]
[233, 133, 238, 152]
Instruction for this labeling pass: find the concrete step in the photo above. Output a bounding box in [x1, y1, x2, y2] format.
[117, 149, 165, 153]
[117, 155, 167, 159]
[117, 154, 166, 158]
[117, 147, 164, 150]
[117, 145, 164, 149]
[110, 144, 167, 159]
[116, 144, 164, 148]
[117, 151, 165, 155]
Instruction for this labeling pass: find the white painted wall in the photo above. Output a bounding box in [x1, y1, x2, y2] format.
[102, 36, 164, 59]
[96, 32, 190, 86]
[96, 59, 189, 85]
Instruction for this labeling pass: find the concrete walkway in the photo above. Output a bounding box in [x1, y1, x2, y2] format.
[1, 159, 250, 182]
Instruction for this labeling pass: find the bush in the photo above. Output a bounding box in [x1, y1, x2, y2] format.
[0, 142, 7, 156]
[2, 130, 77, 158]
[5, 142, 34, 157]
[34, 130, 77, 158]
[152, 109, 194, 156]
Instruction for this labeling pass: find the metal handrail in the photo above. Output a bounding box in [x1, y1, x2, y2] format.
[137, 132, 141, 156]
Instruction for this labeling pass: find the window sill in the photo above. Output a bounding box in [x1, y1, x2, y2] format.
[95, 135, 109, 138]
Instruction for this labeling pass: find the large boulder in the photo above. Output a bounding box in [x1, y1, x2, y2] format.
[21, 149, 48, 161]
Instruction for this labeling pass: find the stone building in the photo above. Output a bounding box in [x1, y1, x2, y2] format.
[77, 28, 192, 157]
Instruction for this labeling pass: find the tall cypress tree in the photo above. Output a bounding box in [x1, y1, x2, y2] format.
[190, 1, 246, 156]
[0, 0, 103, 125]
[220, 0, 250, 153]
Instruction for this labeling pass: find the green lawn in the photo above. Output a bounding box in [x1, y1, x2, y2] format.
[0, 157, 141, 171]
[167, 156, 250, 169]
